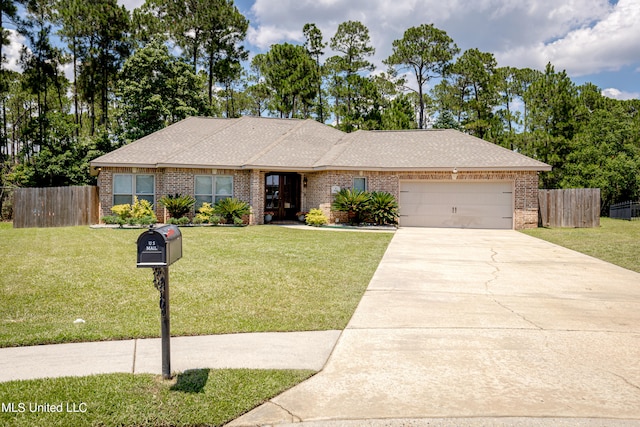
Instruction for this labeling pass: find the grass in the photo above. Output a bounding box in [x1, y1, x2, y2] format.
[0, 223, 391, 426]
[0, 369, 314, 427]
[0, 223, 393, 347]
[521, 217, 640, 273]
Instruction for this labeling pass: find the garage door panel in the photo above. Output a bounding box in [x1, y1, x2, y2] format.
[462, 190, 512, 206]
[399, 182, 513, 229]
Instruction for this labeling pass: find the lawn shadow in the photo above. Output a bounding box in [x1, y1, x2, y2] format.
[170, 369, 210, 393]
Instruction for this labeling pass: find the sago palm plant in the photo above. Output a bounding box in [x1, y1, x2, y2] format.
[213, 197, 251, 225]
[367, 191, 399, 225]
[332, 188, 371, 224]
[158, 194, 196, 218]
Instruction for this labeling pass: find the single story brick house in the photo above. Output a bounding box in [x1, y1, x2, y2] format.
[90, 116, 551, 229]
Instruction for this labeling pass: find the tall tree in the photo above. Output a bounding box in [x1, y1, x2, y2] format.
[19, 0, 67, 146]
[511, 67, 542, 134]
[329, 20, 375, 129]
[431, 79, 464, 126]
[381, 94, 416, 130]
[449, 48, 500, 139]
[259, 42, 319, 118]
[1, 0, 26, 170]
[214, 55, 242, 117]
[384, 23, 458, 129]
[303, 23, 326, 123]
[53, 0, 90, 139]
[242, 53, 271, 116]
[116, 39, 210, 143]
[494, 66, 520, 148]
[563, 90, 640, 211]
[140, 0, 248, 107]
[522, 63, 577, 187]
[202, 0, 248, 107]
[79, 0, 130, 133]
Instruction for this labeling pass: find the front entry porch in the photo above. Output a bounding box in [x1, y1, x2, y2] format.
[265, 173, 302, 221]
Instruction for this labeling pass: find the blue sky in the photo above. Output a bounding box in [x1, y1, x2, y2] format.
[233, 0, 640, 101]
[227, 0, 640, 100]
[8, 0, 640, 100]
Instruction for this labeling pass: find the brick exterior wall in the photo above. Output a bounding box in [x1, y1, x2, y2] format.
[97, 167, 540, 229]
[304, 170, 539, 229]
[97, 167, 252, 222]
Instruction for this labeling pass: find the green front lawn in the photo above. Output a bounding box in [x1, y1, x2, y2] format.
[0, 369, 314, 427]
[521, 217, 640, 273]
[0, 223, 393, 347]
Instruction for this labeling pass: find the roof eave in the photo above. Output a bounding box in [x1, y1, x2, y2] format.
[156, 163, 244, 170]
[92, 163, 552, 173]
[90, 161, 158, 169]
[312, 165, 552, 172]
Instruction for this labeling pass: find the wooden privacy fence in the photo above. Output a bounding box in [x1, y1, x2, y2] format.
[538, 188, 600, 228]
[13, 186, 99, 228]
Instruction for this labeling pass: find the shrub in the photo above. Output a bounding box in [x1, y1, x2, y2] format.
[305, 208, 328, 227]
[167, 216, 190, 225]
[331, 188, 371, 225]
[159, 194, 196, 218]
[129, 215, 156, 226]
[101, 215, 124, 226]
[131, 197, 157, 222]
[213, 197, 250, 224]
[110, 198, 157, 226]
[194, 203, 221, 224]
[111, 204, 132, 221]
[367, 191, 399, 225]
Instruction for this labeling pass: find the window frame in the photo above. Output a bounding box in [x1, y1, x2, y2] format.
[194, 175, 234, 208]
[113, 173, 155, 206]
[353, 177, 367, 192]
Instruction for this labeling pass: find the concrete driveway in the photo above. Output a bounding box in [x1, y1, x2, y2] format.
[230, 228, 640, 426]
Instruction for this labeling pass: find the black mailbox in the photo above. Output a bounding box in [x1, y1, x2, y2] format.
[137, 224, 182, 268]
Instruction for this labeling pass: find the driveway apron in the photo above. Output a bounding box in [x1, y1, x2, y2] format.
[230, 228, 640, 425]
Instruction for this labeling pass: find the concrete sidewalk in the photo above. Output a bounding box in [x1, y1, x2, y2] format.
[229, 228, 640, 426]
[0, 330, 341, 382]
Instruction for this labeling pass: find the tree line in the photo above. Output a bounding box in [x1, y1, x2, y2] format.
[1, 0, 639, 214]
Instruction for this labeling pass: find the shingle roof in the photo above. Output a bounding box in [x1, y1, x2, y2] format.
[91, 116, 551, 172]
[316, 129, 551, 171]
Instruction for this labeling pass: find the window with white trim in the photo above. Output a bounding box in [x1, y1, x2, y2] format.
[113, 174, 155, 205]
[353, 177, 367, 192]
[195, 175, 234, 207]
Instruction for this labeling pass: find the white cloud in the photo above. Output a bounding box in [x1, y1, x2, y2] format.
[117, 0, 144, 10]
[499, 0, 640, 76]
[3, 30, 26, 72]
[4, 30, 77, 83]
[247, 0, 628, 76]
[602, 87, 640, 100]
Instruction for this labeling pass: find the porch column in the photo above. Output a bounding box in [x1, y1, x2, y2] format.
[250, 169, 264, 225]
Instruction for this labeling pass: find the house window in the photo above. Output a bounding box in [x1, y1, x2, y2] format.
[113, 174, 155, 205]
[195, 175, 234, 207]
[353, 177, 367, 192]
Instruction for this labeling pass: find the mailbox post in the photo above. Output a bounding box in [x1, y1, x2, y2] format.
[137, 224, 182, 379]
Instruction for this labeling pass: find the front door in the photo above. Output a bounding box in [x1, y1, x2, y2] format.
[265, 173, 301, 221]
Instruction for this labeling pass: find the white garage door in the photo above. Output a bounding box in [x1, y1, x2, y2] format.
[399, 181, 513, 229]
